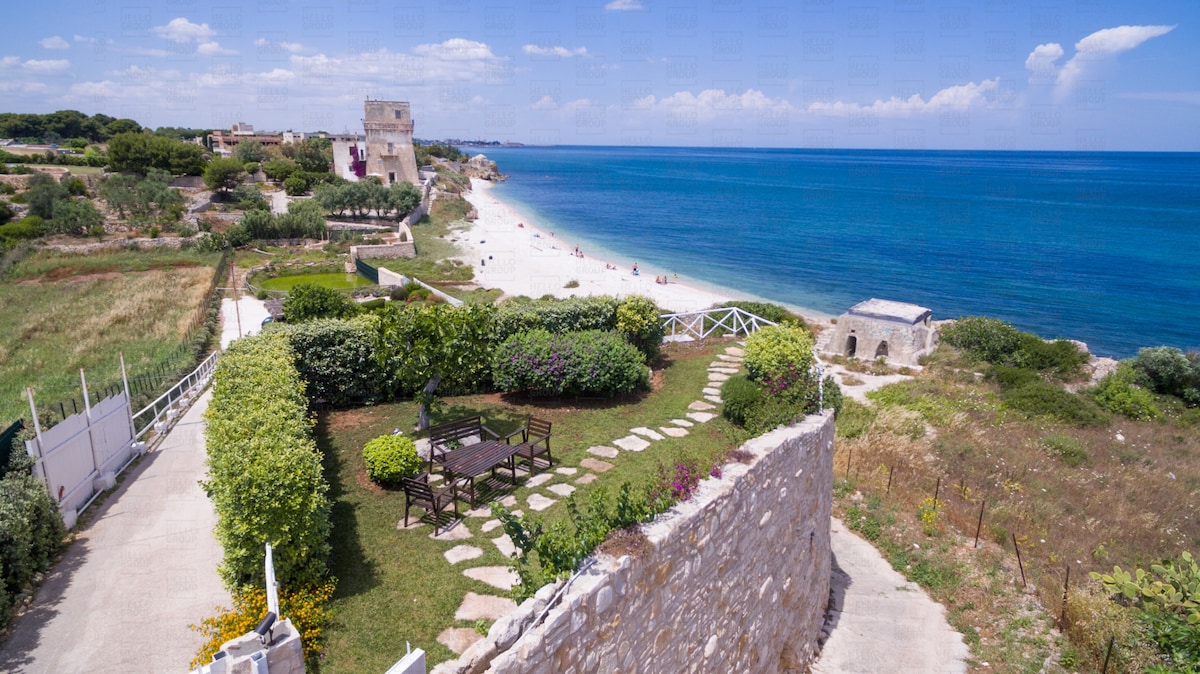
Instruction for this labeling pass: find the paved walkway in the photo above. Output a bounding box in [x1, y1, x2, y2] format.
[811, 517, 968, 674]
[0, 389, 228, 673]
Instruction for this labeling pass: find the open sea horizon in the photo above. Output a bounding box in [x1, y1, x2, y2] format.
[479, 146, 1200, 359]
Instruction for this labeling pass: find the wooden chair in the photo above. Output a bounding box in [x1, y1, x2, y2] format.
[401, 473, 459, 535]
[427, 416, 500, 472]
[504, 417, 553, 475]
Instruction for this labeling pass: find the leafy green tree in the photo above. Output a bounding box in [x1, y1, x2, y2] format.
[283, 137, 333, 173]
[283, 175, 307, 197]
[50, 198, 104, 236]
[282, 284, 359, 323]
[101, 118, 143, 139]
[0, 201, 13, 226]
[105, 133, 153, 174]
[388, 181, 421, 218]
[263, 158, 300, 183]
[204, 157, 246, 194]
[233, 140, 268, 164]
[25, 173, 68, 219]
[280, 199, 326, 238]
[107, 132, 206, 175]
[615, 295, 665, 361]
[374, 303, 497, 429]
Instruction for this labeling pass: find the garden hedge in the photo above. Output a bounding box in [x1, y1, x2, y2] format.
[203, 333, 331, 589]
[494, 296, 620, 342]
[280, 317, 384, 407]
[492, 329, 648, 397]
[0, 451, 66, 630]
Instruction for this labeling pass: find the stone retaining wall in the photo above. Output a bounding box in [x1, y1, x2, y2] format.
[351, 242, 416, 260]
[441, 413, 835, 674]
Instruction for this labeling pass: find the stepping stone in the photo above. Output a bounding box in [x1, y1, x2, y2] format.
[465, 506, 491, 518]
[687, 411, 717, 423]
[580, 458, 614, 473]
[630, 427, 664, 441]
[432, 523, 473, 541]
[555, 467, 578, 475]
[702, 387, 722, 396]
[455, 592, 518, 621]
[708, 366, 739, 374]
[463, 566, 520, 591]
[587, 445, 619, 459]
[705, 395, 723, 404]
[492, 534, 516, 558]
[688, 401, 716, 411]
[528, 493, 557, 511]
[576, 473, 599, 485]
[547, 483, 576, 497]
[444, 545, 484, 565]
[716, 354, 742, 362]
[726, 346, 745, 356]
[427, 473, 444, 484]
[397, 519, 425, 531]
[613, 435, 651, 452]
[660, 426, 688, 438]
[499, 496, 517, 507]
[708, 372, 730, 382]
[511, 510, 524, 517]
[437, 627, 482, 655]
[671, 419, 694, 427]
[526, 473, 554, 488]
[481, 519, 503, 533]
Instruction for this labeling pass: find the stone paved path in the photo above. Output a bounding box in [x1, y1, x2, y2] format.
[811, 518, 968, 674]
[425, 343, 746, 656]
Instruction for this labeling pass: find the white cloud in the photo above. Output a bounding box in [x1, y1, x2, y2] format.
[22, 59, 71, 74]
[807, 78, 1001, 116]
[1024, 43, 1064, 83]
[254, 37, 268, 47]
[151, 18, 216, 43]
[604, 0, 643, 10]
[531, 95, 558, 110]
[0, 56, 20, 69]
[280, 41, 305, 53]
[1032, 25, 1177, 91]
[412, 38, 500, 61]
[197, 41, 237, 56]
[70, 80, 117, 98]
[523, 44, 588, 57]
[40, 36, 70, 50]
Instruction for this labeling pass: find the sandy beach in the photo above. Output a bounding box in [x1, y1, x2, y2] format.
[458, 178, 775, 314]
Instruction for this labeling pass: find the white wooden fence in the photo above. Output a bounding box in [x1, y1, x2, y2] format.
[660, 306, 777, 342]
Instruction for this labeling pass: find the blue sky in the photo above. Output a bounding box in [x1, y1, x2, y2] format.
[2, 0, 1197, 150]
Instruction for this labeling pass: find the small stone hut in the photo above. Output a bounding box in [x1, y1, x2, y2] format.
[826, 298, 935, 366]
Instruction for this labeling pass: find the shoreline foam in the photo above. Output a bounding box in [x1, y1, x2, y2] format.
[458, 178, 830, 323]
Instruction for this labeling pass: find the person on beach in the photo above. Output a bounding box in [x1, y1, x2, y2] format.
[632, 263, 639, 276]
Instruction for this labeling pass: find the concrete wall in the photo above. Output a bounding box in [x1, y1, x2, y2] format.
[439, 413, 835, 674]
[351, 242, 416, 260]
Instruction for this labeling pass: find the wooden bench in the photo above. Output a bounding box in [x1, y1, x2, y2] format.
[504, 417, 553, 475]
[427, 416, 500, 471]
[401, 473, 459, 535]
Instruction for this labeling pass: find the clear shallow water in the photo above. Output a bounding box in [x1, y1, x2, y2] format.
[482, 146, 1200, 358]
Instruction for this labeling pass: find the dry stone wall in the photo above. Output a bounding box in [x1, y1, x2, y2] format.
[441, 412, 834, 674]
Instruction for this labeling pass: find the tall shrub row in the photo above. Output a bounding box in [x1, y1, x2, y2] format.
[493, 296, 620, 342]
[492, 329, 648, 397]
[203, 333, 331, 589]
[280, 318, 383, 407]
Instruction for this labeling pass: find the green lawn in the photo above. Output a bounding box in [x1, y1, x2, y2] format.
[315, 339, 743, 671]
[258, 272, 375, 292]
[0, 248, 222, 424]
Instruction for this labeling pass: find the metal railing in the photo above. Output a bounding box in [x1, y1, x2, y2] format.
[133, 350, 219, 441]
[660, 306, 777, 341]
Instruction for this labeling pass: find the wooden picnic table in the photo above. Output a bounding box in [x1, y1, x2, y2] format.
[436, 439, 520, 507]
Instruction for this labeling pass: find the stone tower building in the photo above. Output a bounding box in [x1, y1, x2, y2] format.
[824, 298, 937, 367]
[363, 99, 419, 185]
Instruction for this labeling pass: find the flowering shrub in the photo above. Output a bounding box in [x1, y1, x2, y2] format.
[492, 329, 647, 397]
[615, 295, 665, 361]
[917, 497, 944, 536]
[190, 580, 335, 668]
[648, 461, 703, 504]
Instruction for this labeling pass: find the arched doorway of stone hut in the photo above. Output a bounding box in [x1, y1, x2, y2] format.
[845, 335, 857, 357]
[875, 340, 889, 358]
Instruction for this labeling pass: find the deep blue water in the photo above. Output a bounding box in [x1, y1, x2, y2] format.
[480, 146, 1200, 358]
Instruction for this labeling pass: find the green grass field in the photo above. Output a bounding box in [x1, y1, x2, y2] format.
[258, 272, 375, 292]
[0, 248, 222, 424]
[315, 340, 740, 671]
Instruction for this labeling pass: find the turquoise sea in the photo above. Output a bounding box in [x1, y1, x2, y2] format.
[481, 146, 1200, 358]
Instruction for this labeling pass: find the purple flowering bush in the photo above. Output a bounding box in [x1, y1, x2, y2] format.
[492, 329, 648, 397]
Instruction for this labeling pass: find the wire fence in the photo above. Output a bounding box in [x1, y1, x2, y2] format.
[834, 443, 1157, 673]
